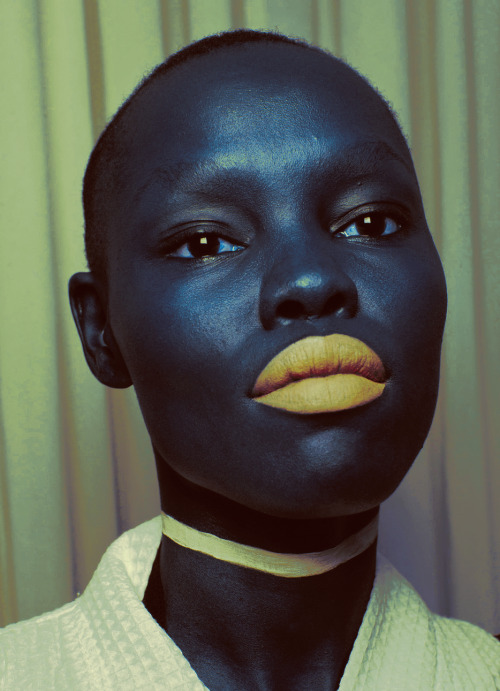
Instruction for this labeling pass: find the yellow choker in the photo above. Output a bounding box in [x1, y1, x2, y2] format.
[161, 512, 378, 578]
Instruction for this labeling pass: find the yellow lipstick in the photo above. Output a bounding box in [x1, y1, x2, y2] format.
[252, 334, 386, 414]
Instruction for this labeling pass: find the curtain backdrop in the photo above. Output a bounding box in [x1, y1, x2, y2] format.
[1, 0, 499, 634]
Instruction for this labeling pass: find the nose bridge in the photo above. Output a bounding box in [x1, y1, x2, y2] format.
[258, 211, 359, 329]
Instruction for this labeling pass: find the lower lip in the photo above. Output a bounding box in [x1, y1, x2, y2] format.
[252, 374, 385, 414]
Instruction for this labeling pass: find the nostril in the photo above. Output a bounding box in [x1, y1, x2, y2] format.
[276, 300, 307, 321]
[323, 294, 354, 318]
[276, 294, 356, 323]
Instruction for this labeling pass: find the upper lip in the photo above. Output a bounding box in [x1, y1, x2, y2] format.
[251, 333, 387, 397]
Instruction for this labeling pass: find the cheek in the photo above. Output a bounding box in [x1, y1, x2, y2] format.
[360, 245, 447, 442]
[110, 273, 257, 426]
[359, 243, 447, 349]
[396, 254, 446, 363]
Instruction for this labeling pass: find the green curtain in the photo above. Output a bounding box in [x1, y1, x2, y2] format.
[1, 0, 499, 634]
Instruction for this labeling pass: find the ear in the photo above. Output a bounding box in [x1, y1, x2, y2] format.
[68, 272, 132, 388]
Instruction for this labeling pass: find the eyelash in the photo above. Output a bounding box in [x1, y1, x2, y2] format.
[162, 225, 246, 260]
[169, 232, 245, 259]
[331, 209, 407, 240]
[163, 208, 408, 260]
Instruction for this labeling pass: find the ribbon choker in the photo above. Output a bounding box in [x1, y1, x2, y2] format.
[161, 512, 378, 578]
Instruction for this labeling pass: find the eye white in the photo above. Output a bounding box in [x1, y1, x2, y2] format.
[337, 215, 400, 238]
[171, 235, 243, 258]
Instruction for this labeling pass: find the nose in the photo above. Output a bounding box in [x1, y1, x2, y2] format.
[258, 240, 359, 330]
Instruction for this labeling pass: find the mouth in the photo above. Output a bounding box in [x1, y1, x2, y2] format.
[251, 334, 387, 414]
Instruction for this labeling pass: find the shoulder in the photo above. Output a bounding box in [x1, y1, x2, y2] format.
[430, 611, 500, 688]
[0, 517, 164, 690]
[0, 599, 86, 689]
[362, 556, 500, 689]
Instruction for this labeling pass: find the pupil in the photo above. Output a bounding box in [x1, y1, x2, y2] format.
[357, 215, 385, 236]
[188, 235, 221, 257]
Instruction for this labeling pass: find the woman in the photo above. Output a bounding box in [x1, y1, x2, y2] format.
[1, 30, 499, 690]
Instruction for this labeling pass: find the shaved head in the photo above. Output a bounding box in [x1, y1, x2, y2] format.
[82, 29, 407, 286]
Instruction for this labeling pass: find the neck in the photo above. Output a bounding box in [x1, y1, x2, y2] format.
[160, 511, 378, 577]
[147, 463, 379, 690]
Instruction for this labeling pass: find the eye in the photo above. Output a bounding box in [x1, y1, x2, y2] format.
[169, 233, 245, 259]
[335, 213, 401, 239]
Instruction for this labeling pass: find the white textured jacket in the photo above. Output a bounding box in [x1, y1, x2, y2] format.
[1, 517, 499, 690]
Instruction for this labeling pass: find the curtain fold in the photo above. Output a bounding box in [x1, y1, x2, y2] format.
[1, 0, 498, 633]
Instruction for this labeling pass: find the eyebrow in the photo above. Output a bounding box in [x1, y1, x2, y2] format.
[133, 140, 413, 203]
[332, 140, 412, 177]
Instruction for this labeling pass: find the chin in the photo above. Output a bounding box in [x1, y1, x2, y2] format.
[207, 437, 415, 521]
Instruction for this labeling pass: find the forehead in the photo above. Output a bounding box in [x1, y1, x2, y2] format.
[113, 43, 413, 213]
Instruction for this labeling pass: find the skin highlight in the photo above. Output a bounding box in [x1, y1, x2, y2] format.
[69, 40, 447, 689]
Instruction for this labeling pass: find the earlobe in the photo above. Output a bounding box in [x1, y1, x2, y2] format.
[68, 272, 132, 389]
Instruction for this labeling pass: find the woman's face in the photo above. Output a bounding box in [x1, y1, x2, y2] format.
[102, 44, 447, 518]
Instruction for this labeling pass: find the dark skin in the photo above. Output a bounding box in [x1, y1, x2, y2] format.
[70, 43, 447, 689]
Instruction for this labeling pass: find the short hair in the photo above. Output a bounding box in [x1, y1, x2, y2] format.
[82, 29, 403, 284]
